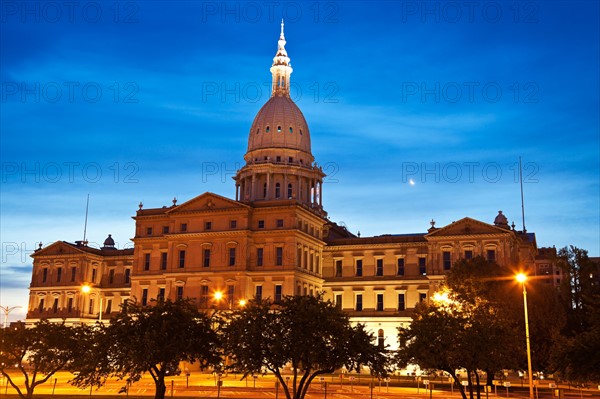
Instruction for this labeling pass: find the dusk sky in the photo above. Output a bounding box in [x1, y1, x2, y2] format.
[1, 1, 599, 322]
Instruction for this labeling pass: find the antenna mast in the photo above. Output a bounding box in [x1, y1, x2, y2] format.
[83, 194, 90, 243]
[519, 157, 526, 233]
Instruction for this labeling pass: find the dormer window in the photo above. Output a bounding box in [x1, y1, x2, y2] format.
[277, 126, 281, 132]
[256, 129, 259, 134]
[266, 126, 270, 133]
[289, 127, 293, 133]
[299, 129, 303, 135]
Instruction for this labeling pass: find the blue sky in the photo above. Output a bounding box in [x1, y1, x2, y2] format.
[1, 1, 599, 322]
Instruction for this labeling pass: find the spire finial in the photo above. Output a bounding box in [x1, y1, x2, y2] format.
[280, 19, 284, 38]
[270, 20, 292, 97]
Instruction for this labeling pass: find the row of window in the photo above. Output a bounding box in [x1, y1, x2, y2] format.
[145, 218, 290, 236]
[143, 247, 286, 270]
[334, 249, 497, 278]
[140, 284, 283, 306]
[334, 292, 426, 312]
[36, 296, 114, 316]
[257, 126, 303, 135]
[40, 267, 131, 285]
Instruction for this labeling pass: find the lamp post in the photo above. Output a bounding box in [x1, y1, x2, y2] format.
[0, 306, 21, 328]
[81, 284, 103, 323]
[516, 273, 534, 399]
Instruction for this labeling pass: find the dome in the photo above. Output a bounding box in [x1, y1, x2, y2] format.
[102, 234, 115, 248]
[246, 94, 312, 156]
[494, 211, 509, 229]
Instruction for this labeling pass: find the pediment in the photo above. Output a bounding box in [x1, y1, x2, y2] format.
[32, 241, 90, 257]
[167, 192, 249, 214]
[426, 217, 511, 238]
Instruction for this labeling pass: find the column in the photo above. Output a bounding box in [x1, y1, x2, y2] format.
[319, 181, 323, 206]
[251, 174, 256, 201]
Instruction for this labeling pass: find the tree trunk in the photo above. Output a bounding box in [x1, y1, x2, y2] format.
[154, 376, 167, 399]
[486, 370, 494, 386]
[26, 385, 34, 399]
[475, 372, 481, 399]
[449, 370, 468, 399]
[467, 370, 474, 399]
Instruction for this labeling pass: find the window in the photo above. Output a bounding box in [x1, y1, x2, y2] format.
[109, 269, 114, 284]
[277, 125, 281, 132]
[205, 221, 212, 230]
[229, 248, 236, 266]
[88, 299, 94, 315]
[258, 220, 265, 229]
[355, 294, 363, 311]
[398, 293, 405, 310]
[230, 220, 237, 229]
[67, 297, 73, 313]
[274, 285, 282, 303]
[257, 248, 264, 266]
[203, 249, 211, 267]
[376, 293, 384, 311]
[299, 129, 303, 135]
[276, 219, 284, 227]
[376, 259, 384, 276]
[161, 252, 168, 270]
[378, 329, 385, 349]
[397, 258, 405, 276]
[105, 299, 112, 314]
[335, 294, 342, 309]
[178, 250, 186, 268]
[335, 260, 342, 277]
[419, 258, 427, 275]
[124, 269, 131, 283]
[255, 285, 263, 301]
[180, 223, 187, 232]
[287, 183, 293, 198]
[464, 250, 473, 259]
[56, 267, 62, 282]
[91, 268, 97, 282]
[162, 226, 169, 234]
[419, 293, 427, 303]
[42, 268, 48, 283]
[276, 156, 281, 162]
[289, 127, 293, 133]
[176, 286, 183, 301]
[266, 126, 270, 133]
[263, 183, 267, 198]
[200, 286, 209, 307]
[443, 251, 452, 270]
[142, 288, 148, 306]
[71, 267, 76, 282]
[275, 183, 281, 198]
[38, 298, 44, 312]
[146, 227, 152, 235]
[276, 247, 283, 266]
[487, 249, 496, 262]
[227, 285, 235, 307]
[52, 298, 59, 313]
[356, 259, 363, 277]
[158, 288, 165, 302]
[144, 253, 151, 271]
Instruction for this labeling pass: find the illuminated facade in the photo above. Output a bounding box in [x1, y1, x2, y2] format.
[26, 23, 538, 349]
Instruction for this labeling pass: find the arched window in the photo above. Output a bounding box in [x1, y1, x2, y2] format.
[378, 329, 385, 349]
[266, 126, 270, 133]
[287, 183, 293, 199]
[289, 127, 293, 133]
[275, 183, 281, 199]
[277, 126, 282, 132]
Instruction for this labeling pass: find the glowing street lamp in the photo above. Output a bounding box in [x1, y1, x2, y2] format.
[238, 299, 247, 307]
[81, 284, 103, 323]
[516, 273, 534, 399]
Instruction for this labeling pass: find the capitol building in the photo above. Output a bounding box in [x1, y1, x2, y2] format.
[25, 23, 538, 351]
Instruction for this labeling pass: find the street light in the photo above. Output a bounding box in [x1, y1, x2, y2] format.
[81, 284, 103, 323]
[516, 273, 534, 399]
[0, 305, 21, 328]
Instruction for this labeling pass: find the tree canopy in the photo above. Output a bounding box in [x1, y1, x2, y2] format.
[71, 299, 220, 399]
[223, 295, 388, 399]
[0, 320, 83, 399]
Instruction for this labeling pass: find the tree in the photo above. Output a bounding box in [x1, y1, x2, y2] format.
[71, 299, 221, 399]
[223, 295, 388, 399]
[551, 246, 600, 383]
[398, 257, 521, 399]
[0, 320, 82, 399]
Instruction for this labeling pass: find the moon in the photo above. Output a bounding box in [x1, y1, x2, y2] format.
[409, 179, 415, 186]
